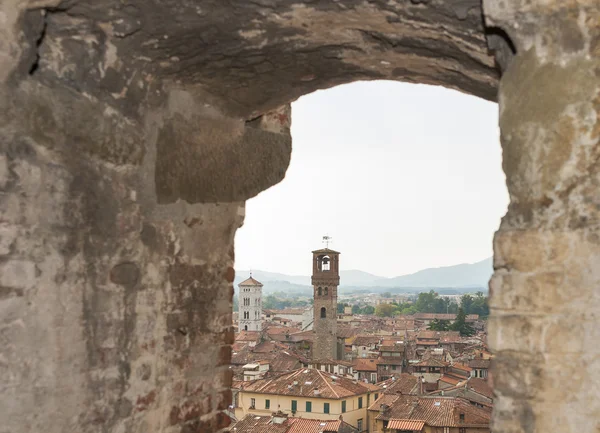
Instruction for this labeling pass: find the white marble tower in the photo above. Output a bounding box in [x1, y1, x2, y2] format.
[238, 275, 263, 332]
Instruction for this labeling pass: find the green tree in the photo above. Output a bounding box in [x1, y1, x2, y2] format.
[450, 307, 475, 336]
[460, 294, 474, 314]
[337, 302, 349, 314]
[415, 290, 440, 313]
[375, 303, 395, 317]
[362, 305, 375, 315]
[428, 319, 450, 331]
[351, 304, 361, 314]
[470, 291, 490, 318]
[400, 305, 417, 315]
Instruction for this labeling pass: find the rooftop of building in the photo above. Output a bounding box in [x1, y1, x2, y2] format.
[239, 276, 264, 287]
[369, 394, 491, 427]
[239, 368, 373, 399]
[229, 413, 358, 433]
[311, 248, 341, 255]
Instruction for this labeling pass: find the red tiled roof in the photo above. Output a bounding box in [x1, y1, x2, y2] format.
[236, 331, 261, 342]
[451, 363, 472, 372]
[241, 368, 370, 399]
[239, 276, 264, 286]
[353, 335, 382, 346]
[230, 415, 355, 433]
[416, 341, 439, 346]
[288, 418, 342, 433]
[371, 395, 491, 427]
[439, 375, 461, 386]
[353, 358, 378, 372]
[387, 419, 425, 430]
[379, 374, 419, 395]
[468, 359, 491, 369]
[467, 377, 494, 399]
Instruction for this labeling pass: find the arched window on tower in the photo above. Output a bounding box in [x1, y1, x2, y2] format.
[320, 307, 326, 319]
[244, 325, 248, 331]
[324, 287, 329, 296]
[317, 255, 331, 272]
[318, 287, 322, 296]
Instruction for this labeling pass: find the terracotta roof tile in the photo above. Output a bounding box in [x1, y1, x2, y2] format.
[468, 359, 491, 369]
[353, 358, 378, 372]
[241, 368, 370, 399]
[239, 277, 264, 286]
[467, 377, 494, 399]
[371, 395, 491, 428]
[387, 419, 425, 430]
[378, 374, 419, 395]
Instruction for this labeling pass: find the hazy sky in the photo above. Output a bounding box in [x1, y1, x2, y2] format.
[235, 81, 508, 277]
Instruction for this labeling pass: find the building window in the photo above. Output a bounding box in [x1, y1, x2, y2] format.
[321, 307, 326, 319]
[324, 287, 328, 296]
[318, 287, 322, 296]
[357, 419, 363, 431]
[358, 397, 363, 409]
[291, 400, 297, 412]
[306, 401, 312, 412]
[341, 400, 346, 413]
[324, 403, 330, 414]
[460, 413, 465, 422]
[265, 399, 270, 409]
[370, 373, 377, 383]
[250, 398, 256, 409]
[374, 393, 379, 401]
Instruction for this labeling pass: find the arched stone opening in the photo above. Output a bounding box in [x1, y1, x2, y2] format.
[1, 1, 598, 433]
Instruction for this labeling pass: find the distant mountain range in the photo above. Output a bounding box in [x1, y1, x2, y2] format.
[234, 257, 492, 295]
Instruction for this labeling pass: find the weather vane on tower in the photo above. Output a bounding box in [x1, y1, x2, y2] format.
[322, 235, 333, 249]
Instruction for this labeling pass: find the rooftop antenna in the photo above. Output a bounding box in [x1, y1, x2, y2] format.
[322, 235, 332, 249]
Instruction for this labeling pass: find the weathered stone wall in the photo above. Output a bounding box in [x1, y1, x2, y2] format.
[0, 45, 291, 433]
[485, 1, 600, 432]
[312, 284, 338, 360]
[1, 0, 598, 432]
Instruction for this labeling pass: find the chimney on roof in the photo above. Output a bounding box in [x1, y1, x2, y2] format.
[379, 404, 389, 415]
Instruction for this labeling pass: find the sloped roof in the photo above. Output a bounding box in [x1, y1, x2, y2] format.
[468, 358, 491, 369]
[312, 248, 341, 254]
[387, 419, 425, 430]
[353, 335, 381, 346]
[438, 375, 462, 386]
[230, 414, 289, 433]
[451, 363, 472, 372]
[353, 358, 378, 372]
[230, 415, 358, 433]
[288, 418, 344, 433]
[239, 276, 264, 286]
[371, 395, 491, 427]
[240, 368, 370, 399]
[379, 374, 419, 395]
[236, 331, 261, 342]
[467, 377, 494, 399]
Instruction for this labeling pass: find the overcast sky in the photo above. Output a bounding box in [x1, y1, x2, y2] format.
[235, 81, 508, 278]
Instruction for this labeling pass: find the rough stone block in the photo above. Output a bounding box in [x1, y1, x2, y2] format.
[0, 260, 36, 289]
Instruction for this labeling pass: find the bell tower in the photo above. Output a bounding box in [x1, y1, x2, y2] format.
[311, 246, 340, 360]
